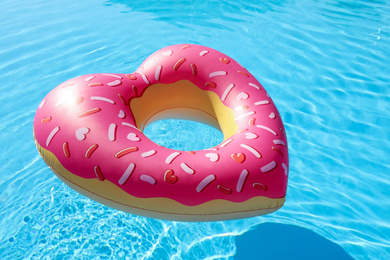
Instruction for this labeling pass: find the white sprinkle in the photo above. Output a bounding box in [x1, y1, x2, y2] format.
[256, 125, 277, 135]
[39, 99, 46, 109]
[127, 133, 140, 141]
[205, 153, 219, 162]
[140, 73, 149, 84]
[155, 65, 162, 81]
[221, 83, 235, 101]
[199, 50, 209, 56]
[244, 132, 258, 140]
[235, 106, 246, 112]
[273, 139, 286, 146]
[108, 123, 117, 141]
[118, 110, 126, 118]
[46, 126, 60, 146]
[269, 112, 276, 119]
[261, 161, 277, 172]
[219, 139, 233, 148]
[249, 83, 260, 90]
[209, 71, 227, 78]
[282, 163, 288, 176]
[240, 144, 261, 158]
[85, 76, 95, 81]
[162, 50, 173, 56]
[254, 100, 270, 106]
[75, 127, 89, 141]
[181, 163, 195, 174]
[236, 92, 249, 100]
[90, 96, 115, 104]
[236, 169, 249, 192]
[235, 111, 255, 121]
[102, 73, 122, 79]
[141, 150, 157, 158]
[196, 175, 216, 192]
[122, 122, 140, 131]
[165, 152, 181, 164]
[54, 99, 65, 107]
[119, 163, 135, 185]
[147, 59, 157, 66]
[107, 80, 122, 86]
[140, 175, 156, 185]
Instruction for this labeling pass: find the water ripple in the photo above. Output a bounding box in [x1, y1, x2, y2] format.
[1, 0, 389, 259]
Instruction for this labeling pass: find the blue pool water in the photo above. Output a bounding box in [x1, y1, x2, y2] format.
[144, 120, 224, 151]
[1, 0, 389, 259]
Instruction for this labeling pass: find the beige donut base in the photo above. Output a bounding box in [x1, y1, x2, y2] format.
[35, 138, 285, 222]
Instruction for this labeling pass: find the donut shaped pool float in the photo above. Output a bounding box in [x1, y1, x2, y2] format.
[33, 44, 289, 221]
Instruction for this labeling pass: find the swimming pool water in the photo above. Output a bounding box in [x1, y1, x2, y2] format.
[1, 0, 389, 259]
[144, 120, 224, 151]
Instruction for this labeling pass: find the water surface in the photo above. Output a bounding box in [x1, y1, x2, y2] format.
[0, 0, 389, 259]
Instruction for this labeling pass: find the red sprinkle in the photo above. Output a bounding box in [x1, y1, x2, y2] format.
[118, 94, 127, 106]
[238, 71, 249, 77]
[41, 117, 52, 123]
[115, 147, 138, 158]
[85, 144, 98, 158]
[132, 85, 138, 96]
[78, 107, 101, 118]
[88, 83, 103, 87]
[60, 83, 74, 88]
[217, 185, 233, 195]
[272, 146, 284, 157]
[164, 169, 178, 184]
[173, 58, 186, 71]
[191, 64, 197, 76]
[125, 74, 137, 80]
[253, 183, 268, 191]
[234, 129, 248, 135]
[205, 82, 216, 88]
[63, 142, 71, 158]
[219, 58, 230, 64]
[74, 97, 84, 105]
[94, 165, 105, 181]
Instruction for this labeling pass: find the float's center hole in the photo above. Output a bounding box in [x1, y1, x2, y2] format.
[143, 119, 224, 151]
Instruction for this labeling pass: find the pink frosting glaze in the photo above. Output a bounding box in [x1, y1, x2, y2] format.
[33, 44, 288, 206]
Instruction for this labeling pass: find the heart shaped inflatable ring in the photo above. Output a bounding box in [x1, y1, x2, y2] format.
[33, 44, 289, 221]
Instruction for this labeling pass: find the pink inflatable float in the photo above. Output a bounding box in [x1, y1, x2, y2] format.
[33, 44, 289, 221]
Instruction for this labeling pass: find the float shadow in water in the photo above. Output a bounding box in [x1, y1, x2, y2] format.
[235, 223, 354, 260]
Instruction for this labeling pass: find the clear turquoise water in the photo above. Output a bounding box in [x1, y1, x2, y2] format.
[144, 120, 223, 151]
[1, 0, 389, 259]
